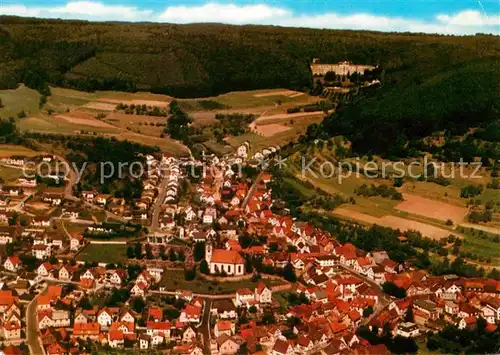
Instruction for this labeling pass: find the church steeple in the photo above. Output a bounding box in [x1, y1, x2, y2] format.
[205, 239, 213, 263]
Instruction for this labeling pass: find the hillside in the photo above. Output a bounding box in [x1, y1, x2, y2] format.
[0, 16, 499, 98]
[317, 57, 500, 157]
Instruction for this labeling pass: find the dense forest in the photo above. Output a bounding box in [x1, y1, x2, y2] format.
[0, 16, 499, 99]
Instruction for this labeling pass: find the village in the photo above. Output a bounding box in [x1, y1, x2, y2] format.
[0, 139, 499, 355]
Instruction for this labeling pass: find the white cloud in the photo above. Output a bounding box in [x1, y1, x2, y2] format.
[275, 10, 499, 35]
[437, 10, 500, 27]
[0, 1, 498, 35]
[1, 1, 151, 21]
[157, 3, 290, 24]
[1, 5, 42, 17]
[49, 1, 152, 20]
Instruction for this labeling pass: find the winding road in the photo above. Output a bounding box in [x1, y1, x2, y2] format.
[26, 286, 46, 355]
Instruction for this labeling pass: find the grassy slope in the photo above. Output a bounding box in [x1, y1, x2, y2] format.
[0, 84, 40, 117]
[159, 269, 284, 294]
[0, 86, 190, 155]
[76, 244, 128, 264]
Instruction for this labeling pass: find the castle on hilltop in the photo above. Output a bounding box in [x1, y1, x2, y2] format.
[310, 58, 376, 76]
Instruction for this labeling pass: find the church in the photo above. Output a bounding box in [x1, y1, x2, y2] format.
[205, 241, 245, 276]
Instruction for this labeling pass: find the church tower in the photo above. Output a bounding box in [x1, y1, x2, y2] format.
[205, 240, 213, 263]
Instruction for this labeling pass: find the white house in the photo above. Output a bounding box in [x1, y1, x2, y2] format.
[3, 255, 22, 272]
[97, 309, 114, 327]
[255, 283, 272, 304]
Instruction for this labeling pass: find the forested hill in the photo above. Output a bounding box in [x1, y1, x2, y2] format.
[316, 57, 500, 158]
[0, 15, 499, 97]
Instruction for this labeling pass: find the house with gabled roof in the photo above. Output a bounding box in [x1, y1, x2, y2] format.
[131, 282, 148, 298]
[1, 321, 21, 340]
[3, 255, 22, 272]
[179, 304, 201, 324]
[37, 262, 55, 277]
[146, 321, 171, 342]
[97, 308, 118, 327]
[181, 325, 196, 343]
[58, 264, 76, 281]
[216, 334, 241, 355]
[73, 323, 100, 339]
[214, 320, 235, 338]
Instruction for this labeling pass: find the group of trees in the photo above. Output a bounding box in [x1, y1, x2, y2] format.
[268, 167, 348, 216]
[126, 243, 186, 262]
[460, 184, 483, 198]
[31, 134, 158, 200]
[426, 135, 499, 165]
[354, 183, 403, 200]
[358, 324, 419, 354]
[0, 118, 25, 145]
[382, 281, 407, 299]
[164, 100, 193, 143]
[426, 319, 500, 354]
[286, 100, 334, 114]
[212, 113, 255, 142]
[487, 179, 499, 189]
[116, 103, 169, 117]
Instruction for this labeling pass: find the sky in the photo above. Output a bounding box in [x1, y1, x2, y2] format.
[1, 0, 499, 35]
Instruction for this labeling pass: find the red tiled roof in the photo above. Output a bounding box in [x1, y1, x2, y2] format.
[7, 255, 21, 265]
[110, 322, 134, 333]
[210, 249, 245, 264]
[216, 320, 233, 332]
[147, 321, 171, 330]
[109, 330, 124, 341]
[73, 322, 100, 335]
[148, 307, 163, 320]
[237, 288, 253, 296]
[2, 345, 22, 355]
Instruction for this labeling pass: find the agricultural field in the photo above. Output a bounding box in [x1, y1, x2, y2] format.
[283, 144, 488, 241]
[1, 85, 327, 158]
[0, 165, 23, 183]
[333, 208, 454, 240]
[180, 89, 318, 111]
[0, 144, 40, 158]
[1, 86, 189, 155]
[455, 227, 500, 266]
[225, 113, 325, 155]
[395, 194, 468, 223]
[103, 112, 167, 137]
[76, 243, 128, 264]
[1, 85, 328, 157]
